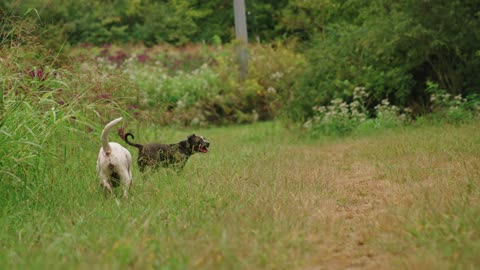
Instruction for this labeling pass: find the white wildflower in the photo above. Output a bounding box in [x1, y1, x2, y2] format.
[176, 100, 185, 109]
[267, 86, 276, 94]
[270, 71, 284, 80]
[331, 98, 343, 105]
[303, 119, 313, 128]
[354, 86, 366, 92]
[252, 110, 259, 122]
[313, 106, 326, 113]
[326, 111, 336, 117]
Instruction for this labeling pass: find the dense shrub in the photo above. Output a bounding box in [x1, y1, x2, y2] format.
[422, 81, 480, 124]
[291, 15, 415, 120]
[290, 0, 480, 121]
[246, 42, 307, 116]
[303, 87, 410, 137]
[303, 81, 479, 137]
[73, 43, 305, 126]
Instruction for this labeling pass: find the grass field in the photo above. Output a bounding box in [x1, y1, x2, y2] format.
[1, 121, 479, 269]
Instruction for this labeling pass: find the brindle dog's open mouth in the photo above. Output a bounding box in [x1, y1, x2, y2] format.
[199, 145, 209, 153]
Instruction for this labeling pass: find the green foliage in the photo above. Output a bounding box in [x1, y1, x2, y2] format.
[423, 81, 480, 124]
[398, 0, 480, 95]
[372, 99, 410, 129]
[77, 42, 305, 126]
[246, 42, 307, 118]
[306, 98, 363, 137]
[2, 0, 207, 46]
[291, 12, 416, 120]
[291, 0, 480, 122]
[1, 0, 292, 46]
[129, 1, 203, 46]
[304, 87, 410, 137]
[278, 0, 337, 41]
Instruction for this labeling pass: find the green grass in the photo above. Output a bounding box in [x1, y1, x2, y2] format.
[2, 15, 478, 269]
[0, 121, 479, 269]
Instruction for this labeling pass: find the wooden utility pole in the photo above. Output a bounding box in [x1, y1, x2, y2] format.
[233, 0, 248, 81]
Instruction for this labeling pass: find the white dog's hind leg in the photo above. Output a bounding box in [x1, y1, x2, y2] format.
[99, 172, 114, 196]
[118, 168, 132, 198]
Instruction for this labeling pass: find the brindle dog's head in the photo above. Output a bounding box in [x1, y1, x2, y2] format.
[187, 134, 210, 154]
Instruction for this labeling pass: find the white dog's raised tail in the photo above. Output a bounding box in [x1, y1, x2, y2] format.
[101, 117, 123, 156]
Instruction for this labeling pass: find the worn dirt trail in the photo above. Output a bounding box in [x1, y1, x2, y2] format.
[288, 142, 409, 269]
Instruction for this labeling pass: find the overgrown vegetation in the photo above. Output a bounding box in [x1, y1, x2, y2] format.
[1, 2, 480, 269]
[303, 83, 479, 137]
[3, 1, 480, 130]
[66, 41, 305, 126]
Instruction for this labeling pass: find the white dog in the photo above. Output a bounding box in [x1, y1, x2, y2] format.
[96, 117, 133, 197]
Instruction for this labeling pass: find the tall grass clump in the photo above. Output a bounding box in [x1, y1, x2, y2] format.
[0, 13, 129, 206]
[1, 71, 70, 191]
[1, 13, 55, 199]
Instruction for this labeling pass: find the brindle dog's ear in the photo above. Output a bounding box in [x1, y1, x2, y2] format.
[188, 134, 196, 139]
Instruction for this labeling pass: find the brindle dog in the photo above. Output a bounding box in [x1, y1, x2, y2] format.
[124, 133, 210, 171]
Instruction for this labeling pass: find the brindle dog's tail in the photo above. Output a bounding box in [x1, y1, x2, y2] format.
[124, 132, 144, 150]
